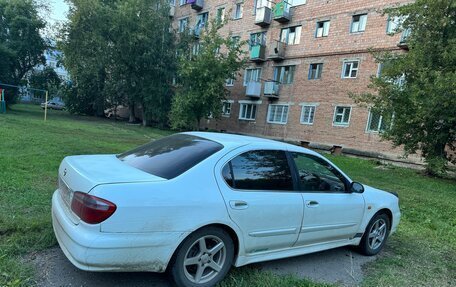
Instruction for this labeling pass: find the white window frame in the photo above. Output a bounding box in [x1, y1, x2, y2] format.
[300, 105, 316, 125]
[239, 103, 257, 120]
[342, 60, 359, 79]
[225, 76, 234, 86]
[386, 16, 401, 34]
[267, 104, 289, 125]
[234, 2, 244, 19]
[316, 20, 330, 38]
[179, 0, 186, 6]
[280, 26, 302, 45]
[216, 6, 226, 23]
[222, 101, 233, 117]
[273, 65, 295, 84]
[178, 17, 188, 33]
[351, 14, 368, 33]
[243, 68, 261, 86]
[366, 109, 385, 133]
[333, 106, 352, 126]
[291, 0, 307, 6]
[308, 63, 323, 80]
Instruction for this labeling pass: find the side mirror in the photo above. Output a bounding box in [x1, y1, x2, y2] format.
[350, 182, 364, 193]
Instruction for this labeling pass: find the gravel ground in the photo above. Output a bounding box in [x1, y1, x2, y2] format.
[28, 246, 376, 287]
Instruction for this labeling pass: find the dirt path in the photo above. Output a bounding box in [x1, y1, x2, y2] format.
[29, 246, 376, 286]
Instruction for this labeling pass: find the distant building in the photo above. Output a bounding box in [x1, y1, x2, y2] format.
[171, 0, 415, 162]
[21, 45, 69, 103]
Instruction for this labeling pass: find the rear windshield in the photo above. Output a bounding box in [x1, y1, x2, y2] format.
[117, 134, 223, 179]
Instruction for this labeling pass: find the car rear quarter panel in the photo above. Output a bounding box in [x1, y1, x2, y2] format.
[90, 159, 235, 235]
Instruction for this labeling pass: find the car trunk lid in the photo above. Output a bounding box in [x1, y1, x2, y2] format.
[58, 154, 166, 224]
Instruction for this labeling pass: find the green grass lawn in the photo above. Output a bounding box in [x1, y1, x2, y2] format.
[0, 104, 454, 287]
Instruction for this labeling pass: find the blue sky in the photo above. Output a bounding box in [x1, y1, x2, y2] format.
[48, 0, 69, 24]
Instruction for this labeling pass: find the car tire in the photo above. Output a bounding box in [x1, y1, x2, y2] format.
[170, 227, 234, 287]
[358, 213, 390, 256]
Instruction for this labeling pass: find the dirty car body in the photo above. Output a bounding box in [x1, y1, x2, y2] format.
[52, 132, 400, 285]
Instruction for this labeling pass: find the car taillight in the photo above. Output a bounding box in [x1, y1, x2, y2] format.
[71, 192, 116, 224]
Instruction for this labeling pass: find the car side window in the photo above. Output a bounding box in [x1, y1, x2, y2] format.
[223, 150, 293, 191]
[291, 152, 347, 192]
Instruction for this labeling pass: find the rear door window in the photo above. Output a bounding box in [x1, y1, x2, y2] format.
[225, 150, 293, 191]
[118, 134, 223, 179]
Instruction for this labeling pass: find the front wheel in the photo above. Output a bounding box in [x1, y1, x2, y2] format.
[358, 213, 390, 256]
[170, 227, 234, 287]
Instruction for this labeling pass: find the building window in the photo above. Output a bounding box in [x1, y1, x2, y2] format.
[254, 0, 271, 14]
[222, 102, 232, 116]
[333, 106, 351, 126]
[244, 68, 261, 86]
[273, 65, 295, 84]
[300, 105, 316, 124]
[386, 16, 401, 34]
[308, 63, 323, 80]
[230, 36, 241, 47]
[239, 103, 257, 120]
[316, 20, 330, 37]
[225, 75, 235, 86]
[342, 60, 359, 78]
[170, 0, 176, 6]
[267, 105, 289, 124]
[234, 2, 243, 19]
[192, 42, 201, 56]
[216, 7, 226, 24]
[196, 12, 209, 29]
[178, 18, 188, 33]
[291, 0, 307, 6]
[351, 14, 367, 33]
[280, 26, 302, 45]
[179, 0, 186, 6]
[250, 32, 266, 48]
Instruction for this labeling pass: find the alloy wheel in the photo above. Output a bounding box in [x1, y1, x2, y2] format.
[368, 218, 387, 250]
[183, 235, 227, 284]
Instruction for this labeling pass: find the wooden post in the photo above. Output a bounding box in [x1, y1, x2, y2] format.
[44, 91, 48, 121]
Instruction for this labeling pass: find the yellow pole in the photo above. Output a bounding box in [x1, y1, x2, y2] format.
[44, 91, 48, 121]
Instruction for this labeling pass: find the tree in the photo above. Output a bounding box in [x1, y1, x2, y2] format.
[0, 0, 47, 104]
[60, 0, 176, 124]
[28, 67, 62, 96]
[351, 0, 456, 176]
[170, 20, 247, 130]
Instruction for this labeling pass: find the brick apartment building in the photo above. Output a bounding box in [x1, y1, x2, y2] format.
[170, 0, 413, 161]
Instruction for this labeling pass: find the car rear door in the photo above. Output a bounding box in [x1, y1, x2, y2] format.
[215, 147, 303, 254]
[289, 152, 365, 246]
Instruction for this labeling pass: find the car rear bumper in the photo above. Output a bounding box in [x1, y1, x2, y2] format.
[51, 190, 189, 272]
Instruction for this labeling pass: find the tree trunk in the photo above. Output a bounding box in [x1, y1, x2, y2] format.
[197, 117, 201, 131]
[128, 103, 136, 123]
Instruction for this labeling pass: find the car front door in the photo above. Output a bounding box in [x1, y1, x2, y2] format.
[289, 152, 365, 246]
[215, 148, 303, 254]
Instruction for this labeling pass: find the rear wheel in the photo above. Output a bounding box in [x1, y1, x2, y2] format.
[170, 227, 234, 287]
[358, 213, 390, 256]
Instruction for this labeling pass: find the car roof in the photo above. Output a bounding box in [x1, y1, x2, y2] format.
[182, 132, 320, 156]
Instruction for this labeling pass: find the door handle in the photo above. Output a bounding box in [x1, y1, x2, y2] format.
[230, 200, 248, 210]
[306, 200, 319, 208]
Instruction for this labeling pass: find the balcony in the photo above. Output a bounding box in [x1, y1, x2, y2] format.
[264, 81, 280, 98]
[273, 1, 292, 23]
[250, 44, 266, 62]
[398, 28, 411, 49]
[246, 81, 262, 98]
[187, 0, 204, 11]
[268, 40, 286, 61]
[255, 6, 272, 27]
[169, 5, 175, 17]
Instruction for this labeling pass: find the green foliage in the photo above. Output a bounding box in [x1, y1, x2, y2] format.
[0, 0, 47, 104]
[60, 0, 176, 122]
[351, 0, 456, 176]
[170, 19, 247, 130]
[27, 67, 62, 99]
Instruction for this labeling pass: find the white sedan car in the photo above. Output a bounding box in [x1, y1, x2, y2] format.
[52, 132, 400, 287]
